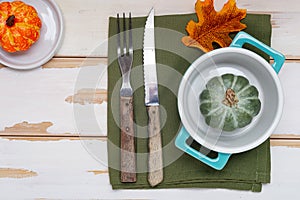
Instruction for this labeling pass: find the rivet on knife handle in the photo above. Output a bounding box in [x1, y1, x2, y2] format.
[147, 106, 163, 186]
[120, 96, 136, 182]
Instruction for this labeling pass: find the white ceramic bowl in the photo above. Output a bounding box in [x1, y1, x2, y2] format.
[178, 47, 284, 154]
[0, 0, 64, 70]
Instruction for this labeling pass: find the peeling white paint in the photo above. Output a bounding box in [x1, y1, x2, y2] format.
[0, 62, 299, 136]
[0, 65, 107, 136]
[54, 0, 300, 58]
[0, 138, 299, 199]
[275, 63, 300, 134]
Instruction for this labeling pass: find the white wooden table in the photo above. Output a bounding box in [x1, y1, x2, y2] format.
[1, 0, 300, 199]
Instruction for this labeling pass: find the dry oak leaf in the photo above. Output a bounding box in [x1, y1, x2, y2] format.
[182, 0, 247, 52]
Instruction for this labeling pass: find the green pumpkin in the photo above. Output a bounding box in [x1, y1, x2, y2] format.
[199, 74, 261, 131]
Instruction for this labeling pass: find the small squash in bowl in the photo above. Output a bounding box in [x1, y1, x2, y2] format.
[200, 74, 261, 131]
[0, 1, 42, 53]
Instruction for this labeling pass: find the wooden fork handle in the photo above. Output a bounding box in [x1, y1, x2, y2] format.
[120, 96, 136, 183]
[147, 106, 163, 187]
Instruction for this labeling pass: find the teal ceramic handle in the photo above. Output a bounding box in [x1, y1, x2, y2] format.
[230, 31, 285, 74]
[175, 127, 231, 170]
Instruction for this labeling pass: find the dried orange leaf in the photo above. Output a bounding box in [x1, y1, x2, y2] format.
[182, 0, 247, 52]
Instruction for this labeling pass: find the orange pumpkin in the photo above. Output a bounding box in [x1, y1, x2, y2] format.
[0, 1, 42, 53]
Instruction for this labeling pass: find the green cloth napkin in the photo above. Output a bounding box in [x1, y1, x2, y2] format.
[107, 13, 271, 192]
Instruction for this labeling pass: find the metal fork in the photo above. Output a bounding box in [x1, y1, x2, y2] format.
[117, 12, 136, 183]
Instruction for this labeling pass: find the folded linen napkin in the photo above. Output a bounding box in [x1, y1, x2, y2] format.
[107, 13, 271, 192]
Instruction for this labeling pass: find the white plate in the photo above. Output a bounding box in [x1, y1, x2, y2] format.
[0, 0, 64, 70]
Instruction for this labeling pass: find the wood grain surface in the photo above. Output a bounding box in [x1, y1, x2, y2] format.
[147, 106, 163, 187]
[120, 96, 136, 182]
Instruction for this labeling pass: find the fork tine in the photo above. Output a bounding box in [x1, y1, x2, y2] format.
[129, 12, 133, 55]
[117, 13, 121, 57]
[122, 13, 127, 55]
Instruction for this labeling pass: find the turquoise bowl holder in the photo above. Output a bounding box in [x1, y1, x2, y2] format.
[175, 31, 285, 170]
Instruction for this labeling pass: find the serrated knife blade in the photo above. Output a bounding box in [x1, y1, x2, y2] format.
[143, 8, 159, 106]
[143, 7, 163, 187]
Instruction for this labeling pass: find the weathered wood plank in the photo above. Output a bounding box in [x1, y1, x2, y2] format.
[0, 61, 299, 137]
[42, 57, 107, 68]
[1, 135, 300, 146]
[51, 0, 300, 58]
[0, 0, 297, 59]
[0, 65, 107, 136]
[276, 62, 300, 134]
[0, 138, 300, 199]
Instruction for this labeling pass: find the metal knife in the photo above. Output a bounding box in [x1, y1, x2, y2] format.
[143, 8, 163, 187]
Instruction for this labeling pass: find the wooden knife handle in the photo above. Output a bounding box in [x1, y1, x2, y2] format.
[120, 96, 136, 183]
[147, 106, 163, 187]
